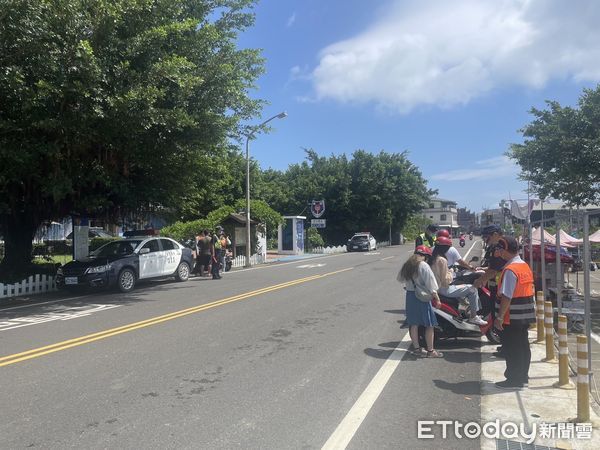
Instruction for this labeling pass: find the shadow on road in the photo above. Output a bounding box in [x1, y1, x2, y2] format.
[433, 379, 481, 395]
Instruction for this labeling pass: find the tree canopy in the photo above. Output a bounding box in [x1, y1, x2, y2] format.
[508, 85, 600, 206]
[254, 149, 434, 244]
[0, 0, 263, 274]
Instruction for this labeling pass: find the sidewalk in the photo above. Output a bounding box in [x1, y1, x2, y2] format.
[481, 330, 600, 449]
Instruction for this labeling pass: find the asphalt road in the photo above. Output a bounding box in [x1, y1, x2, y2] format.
[0, 241, 485, 449]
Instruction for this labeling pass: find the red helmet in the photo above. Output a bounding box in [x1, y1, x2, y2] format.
[415, 245, 433, 256]
[436, 229, 450, 238]
[435, 236, 453, 246]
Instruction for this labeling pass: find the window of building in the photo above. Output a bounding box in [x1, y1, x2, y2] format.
[440, 214, 447, 221]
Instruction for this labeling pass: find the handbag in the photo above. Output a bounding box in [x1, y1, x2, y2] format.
[411, 277, 433, 302]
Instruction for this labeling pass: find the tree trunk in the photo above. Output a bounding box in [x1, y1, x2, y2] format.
[0, 211, 38, 277]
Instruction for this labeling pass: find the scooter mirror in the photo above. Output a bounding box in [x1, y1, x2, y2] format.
[470, 256, 479, 262]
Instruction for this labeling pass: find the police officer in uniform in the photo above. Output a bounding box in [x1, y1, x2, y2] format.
[415, 224, 438, 249]
[493, 236, 536, 389]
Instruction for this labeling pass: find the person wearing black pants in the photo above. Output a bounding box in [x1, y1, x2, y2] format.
[500, 323, 531, 385]
[492, 236, 536, 389]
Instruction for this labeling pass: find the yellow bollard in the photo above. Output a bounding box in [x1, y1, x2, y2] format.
[553, 315, 574, 389]
[542, 301, 557, 362]
[535, 292, 545, 343]
[576, 335, 590, 423]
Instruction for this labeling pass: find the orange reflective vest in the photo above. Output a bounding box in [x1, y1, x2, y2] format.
[497, 261, 535, 325]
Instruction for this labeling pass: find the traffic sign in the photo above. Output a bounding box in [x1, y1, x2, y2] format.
[311, 219, 326, 228]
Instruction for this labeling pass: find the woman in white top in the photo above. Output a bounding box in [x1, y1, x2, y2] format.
[398, 245, 443, 358]
[430, 237, 487, 326]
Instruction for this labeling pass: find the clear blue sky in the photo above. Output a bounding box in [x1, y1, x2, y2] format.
[236, 0, 600, 213]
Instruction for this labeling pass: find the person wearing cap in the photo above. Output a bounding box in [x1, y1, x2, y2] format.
[473, 224, 504, 289]
[397, 245, 444, 358]
[474, 224, 506, 356]
[430, 236, 487, 326]
[415, 224, 438, 248]
[493, 236, 536, 389]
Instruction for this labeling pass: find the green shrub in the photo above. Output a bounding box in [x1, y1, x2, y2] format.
[306, 227, 325, 249]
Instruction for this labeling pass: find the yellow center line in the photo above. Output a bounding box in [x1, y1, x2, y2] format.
[0, 267, 353, 368]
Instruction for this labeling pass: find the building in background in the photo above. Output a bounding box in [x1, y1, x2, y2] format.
[421, 198, 459, 236]
[457, 208, 478, 233]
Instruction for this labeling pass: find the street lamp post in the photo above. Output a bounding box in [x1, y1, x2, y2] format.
[244, 111, 287, 267]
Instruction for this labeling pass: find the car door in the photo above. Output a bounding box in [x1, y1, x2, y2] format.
[138, 239, 161, 279]
[159, 238, 181, 275]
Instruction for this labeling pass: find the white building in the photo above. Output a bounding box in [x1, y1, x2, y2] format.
[421, 198, 459, 235]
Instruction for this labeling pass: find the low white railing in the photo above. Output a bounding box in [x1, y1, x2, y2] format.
[230, 253, 266, 269]
[0, 274, 57, 299]
[309, 240, 390, 254]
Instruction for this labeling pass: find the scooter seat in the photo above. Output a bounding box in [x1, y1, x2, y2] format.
[439, 295, 460, 309]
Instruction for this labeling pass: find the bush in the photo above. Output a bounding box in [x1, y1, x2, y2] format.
[306, 227, 325, 249]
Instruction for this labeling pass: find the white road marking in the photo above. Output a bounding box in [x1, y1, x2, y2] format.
[591, 332, 600, 345]
[363, 252, 380, 255]
[381, 256, 394, 261]
[0, 294, 93, 312]
[462, 240, 480, 262]
[296, 263, 326, 268]
[322, 332, 412, 450]
[0, 304, 121, 332]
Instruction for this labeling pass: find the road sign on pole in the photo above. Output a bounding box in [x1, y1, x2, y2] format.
[311, 219, 326, 228]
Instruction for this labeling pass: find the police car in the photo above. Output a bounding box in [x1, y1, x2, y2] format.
[346, 232, 377, 252]
[56, 233, 194, 293]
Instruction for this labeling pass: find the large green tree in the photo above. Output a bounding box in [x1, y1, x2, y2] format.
[0, 0, 264, 274]
[508, 85, 600, 205]
[255, 149, 433, 244]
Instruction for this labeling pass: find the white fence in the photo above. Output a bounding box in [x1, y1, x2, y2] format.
[309, 240, 390, 254]
[230, 253, 266, 269]
[1, 274, 57, 299]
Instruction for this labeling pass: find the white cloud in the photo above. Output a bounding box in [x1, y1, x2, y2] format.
[430, 156, 519, 181]
[286, 12, 296, 28]
[310, 0, 600, 112]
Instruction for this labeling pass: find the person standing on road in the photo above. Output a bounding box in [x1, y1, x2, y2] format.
[398, 245, 443, 358]
[415, 224, 438, 249]
[430, 237, 487, 326]
[211, 227, 223, 280]
[493, 236, 536, 389]
[196, 230, 212, 277]
[474, 224, 506, 357]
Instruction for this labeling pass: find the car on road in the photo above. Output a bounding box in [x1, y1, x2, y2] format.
[346, 233, 377, 252]
[56, 236, 194, 293]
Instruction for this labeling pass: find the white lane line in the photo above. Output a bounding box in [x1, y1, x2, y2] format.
[381, 256, 394, 261]
[591, 332, 600, 345]
[462, 240, 480, 262]
[322, 332, 412, 450]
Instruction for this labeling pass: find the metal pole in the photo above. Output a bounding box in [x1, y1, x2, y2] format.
[245, 135, 251, 268]
[556, 224, 562, 315]
[583, 212, 592, 377]
[540, 200, 546, 299]
[243, 112, 287, 268]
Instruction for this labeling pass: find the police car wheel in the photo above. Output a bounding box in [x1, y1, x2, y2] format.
[117, 268, 136, 293]
[175, 262, 190, 282]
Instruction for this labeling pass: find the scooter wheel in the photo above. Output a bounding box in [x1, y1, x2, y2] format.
[486, 327, 501, 344]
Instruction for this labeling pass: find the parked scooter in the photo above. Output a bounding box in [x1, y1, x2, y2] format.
[421, 268, 500, 345]
[224, 250, 233, 272]
[469, 232, 473, 240]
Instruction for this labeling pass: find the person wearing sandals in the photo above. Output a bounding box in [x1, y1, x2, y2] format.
[398, 245, 444, 358]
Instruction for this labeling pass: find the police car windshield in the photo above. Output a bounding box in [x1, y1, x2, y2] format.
[92, 240, 142, 258]
[351, 235, 369, 242]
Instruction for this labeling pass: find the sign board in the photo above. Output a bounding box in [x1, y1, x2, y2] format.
[310, 200, 325, 218]
[311, 219, 326, 228]
[235, 226, 246, 245]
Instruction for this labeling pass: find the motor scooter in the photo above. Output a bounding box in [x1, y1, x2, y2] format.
[419, 268, 500, 346]
[469, 232, 473, 241]
[459, 237, 466, 247]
